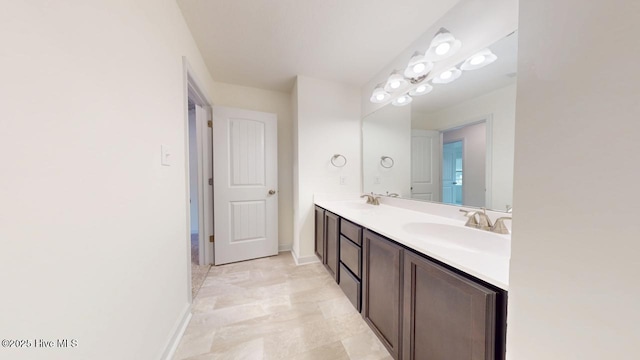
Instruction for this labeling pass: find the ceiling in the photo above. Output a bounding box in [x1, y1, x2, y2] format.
[177, 0, 460, 92]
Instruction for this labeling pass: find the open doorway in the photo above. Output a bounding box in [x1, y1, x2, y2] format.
[184, 59, 214, 301]
[187, 97, 211, 298]
[441, 120, 487, 207]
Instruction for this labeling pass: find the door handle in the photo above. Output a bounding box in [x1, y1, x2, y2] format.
[268, 190, 276, 195]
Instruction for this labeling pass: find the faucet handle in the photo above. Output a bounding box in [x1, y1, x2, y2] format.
[459, 209, 479, 227]
[491, 217, 512, 234]
[360, 194, 373, 204]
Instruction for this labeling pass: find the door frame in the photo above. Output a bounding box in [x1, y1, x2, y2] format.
[182, 57, 213, 303]
[439, 115, 493, 208]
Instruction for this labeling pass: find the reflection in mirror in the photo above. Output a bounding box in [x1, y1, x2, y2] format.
[362, 32, 517, 212]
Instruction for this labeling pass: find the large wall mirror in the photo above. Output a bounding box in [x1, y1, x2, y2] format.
[362, 29, 517, 212]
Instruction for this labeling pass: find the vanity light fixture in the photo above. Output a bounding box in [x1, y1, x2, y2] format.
[392, 94, 412, 106]
[460, 48, 498, 71]
[432, 67, 462, 84]
[383, 70, 409, 92]
[409, 83, 433, 96]
[370, 84, 391, 103]
[403, 52, 433, 80]
[424, 28, 462, 62]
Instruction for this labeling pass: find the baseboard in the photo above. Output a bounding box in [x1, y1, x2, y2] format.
[278, 243, 292, 252]
[291, 250, 320, 266]
[160, 303, 192, 360]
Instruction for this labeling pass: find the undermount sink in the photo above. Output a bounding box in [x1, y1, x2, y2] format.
[402, 222, 510, 258]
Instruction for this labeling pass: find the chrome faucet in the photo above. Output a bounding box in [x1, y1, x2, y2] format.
[360, 193, 381, 205]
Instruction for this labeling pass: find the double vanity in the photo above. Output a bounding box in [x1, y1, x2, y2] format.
[314, 196, 510, 360]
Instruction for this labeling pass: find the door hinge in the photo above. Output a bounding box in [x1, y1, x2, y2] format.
[208, 178, 213, 186]
[207, 120, 212, 128]
[209, 235, 214, 243]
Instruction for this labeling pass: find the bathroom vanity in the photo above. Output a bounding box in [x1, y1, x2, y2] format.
[314, 198, 509, 360]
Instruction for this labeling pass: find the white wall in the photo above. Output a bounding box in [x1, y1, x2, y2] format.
[507, 0, 640, 359]
[293, 76, 362, 262]
[362, 104, 412, 197]
[414, 83, 516, 210]
[0, 1, 214, 359]
[209, 82, 294, 251]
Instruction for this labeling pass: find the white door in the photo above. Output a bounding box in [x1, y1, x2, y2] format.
[213, 106, 278, 265]
[411, 130, 440, 201]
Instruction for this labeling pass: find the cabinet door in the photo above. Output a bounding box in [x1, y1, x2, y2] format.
[402, 251, 497, 360]
[314, 206, 325, 263]
[363, 230, 403, 359]
[324, 211, 339, 281]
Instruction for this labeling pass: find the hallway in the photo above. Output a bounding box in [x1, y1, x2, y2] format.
[174, 253, 391, 359]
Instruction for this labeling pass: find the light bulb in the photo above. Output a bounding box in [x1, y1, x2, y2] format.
[397, 97, 406, 104]
[390, 80, 400, 89]
[412, 63, 426, 73]
[435, 42, 451, 55]
[416, 85, 427, 93]
[375, 94, 385, 101]
[440, 70, 453, 80]
[470, 55, 486, 65]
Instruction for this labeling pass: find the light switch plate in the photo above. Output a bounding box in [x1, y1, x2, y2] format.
[161, 145, 171, 166]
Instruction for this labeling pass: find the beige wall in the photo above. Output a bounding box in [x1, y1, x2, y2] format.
[413, 83, 516, 210]
[507, 0, 640, 358]
[0, 1, 214, 359]
[293, 76, 362, 262]
[210, 82, 294, 251]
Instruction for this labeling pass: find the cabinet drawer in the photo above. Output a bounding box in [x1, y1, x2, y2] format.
[340, 218, 362, 245]
[340, 235, 361, 278]
[339, 263, 361, 312]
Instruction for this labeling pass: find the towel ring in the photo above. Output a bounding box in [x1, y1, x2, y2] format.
[331, 154, 347, 167]
[380, 156, 394, 168]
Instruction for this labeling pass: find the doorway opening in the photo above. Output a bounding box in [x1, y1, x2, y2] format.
[184, 58, 214, 301]
[442, 140, 463, 205]
[441, 120, 487, 208]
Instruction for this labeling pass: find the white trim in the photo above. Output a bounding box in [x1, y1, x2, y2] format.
[291, 250, 321, 266]
[278, 243, 293, 252]
[159, 303, 192, 360]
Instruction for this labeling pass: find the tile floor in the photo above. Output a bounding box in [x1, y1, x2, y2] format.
[173, 253, 392, 360]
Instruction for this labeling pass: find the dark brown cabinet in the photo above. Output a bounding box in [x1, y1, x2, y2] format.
[324, 211, 339, 281]
[363, 229, 403, 359]
[314, 206, 325, 263]
[339, 218, 363, 311]
[314, 209, 507, 360]
[402, 251, 499, 360]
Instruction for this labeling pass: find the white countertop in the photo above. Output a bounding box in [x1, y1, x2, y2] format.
[314, 197, 510, 290]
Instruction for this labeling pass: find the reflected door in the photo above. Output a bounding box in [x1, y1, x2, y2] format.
[442, 141, 463, 205]
[213, 106, 278, 265]
[411, 130, 441, 201]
